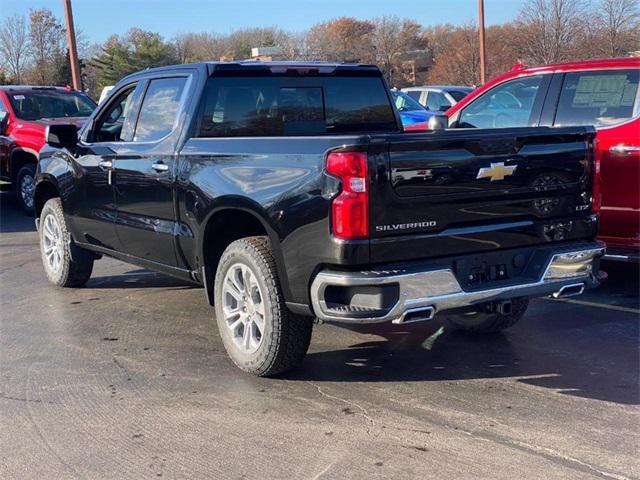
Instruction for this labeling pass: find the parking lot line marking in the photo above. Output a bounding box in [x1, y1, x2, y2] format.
[545, 297, 639, 315]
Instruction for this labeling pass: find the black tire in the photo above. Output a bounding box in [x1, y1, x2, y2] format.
[446, 298, 529, 333]
[39, 198, 94, 287]
[213, 236, 312, 376]
[16, 164, 36, 215]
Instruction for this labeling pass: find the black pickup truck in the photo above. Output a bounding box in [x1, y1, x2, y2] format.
[35, 62, 605, 376]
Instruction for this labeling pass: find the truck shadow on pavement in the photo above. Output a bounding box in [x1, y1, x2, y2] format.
[289, 312, 639, 406]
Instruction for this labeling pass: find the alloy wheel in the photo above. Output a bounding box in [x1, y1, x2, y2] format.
[42, 213, 64, 274]
[20, 173, 34, 210]
[221, 263, 266, 354]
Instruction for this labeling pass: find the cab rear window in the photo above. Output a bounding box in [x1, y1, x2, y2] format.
[554, 69, 640, 127]
[196, 75, 398, 137]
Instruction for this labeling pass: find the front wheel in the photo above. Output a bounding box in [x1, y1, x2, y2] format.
[214, 236, 312, 376]
[16, 164, 36, 214]
[39, 198, 94, 287]
[446, 298, 529, 333]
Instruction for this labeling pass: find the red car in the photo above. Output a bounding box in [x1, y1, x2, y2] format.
[447, 58, 640, 262]
[0, 86, 96, 213]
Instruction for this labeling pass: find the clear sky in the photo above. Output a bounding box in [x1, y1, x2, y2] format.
[1, 0, 527, 44]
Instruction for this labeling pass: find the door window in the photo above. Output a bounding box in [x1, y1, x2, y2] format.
[553, 69, 639, 128]
[134, 77, 187, 142]
[426, 91, 451, 111]
[406, 90, 422, 102]
[458, 75, 544, 128]
[91, 85, 137, 142]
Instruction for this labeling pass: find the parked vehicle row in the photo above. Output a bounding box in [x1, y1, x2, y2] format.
[0, 86, 96, 213]
[34, 61, 605, 376]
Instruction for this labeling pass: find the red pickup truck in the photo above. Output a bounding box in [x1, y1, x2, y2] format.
[0, 86, 96, 213]
[446, 58, 640, 262]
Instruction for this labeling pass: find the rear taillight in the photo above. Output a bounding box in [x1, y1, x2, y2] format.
[592, 139, 601, 213]
[326, 151, 369, 240]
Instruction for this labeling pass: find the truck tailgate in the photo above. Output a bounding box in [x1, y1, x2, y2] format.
[368, 126, 597, 263]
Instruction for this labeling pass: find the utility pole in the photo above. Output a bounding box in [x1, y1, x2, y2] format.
[62, 0, 82, 90]
[478, 0, 487, 85]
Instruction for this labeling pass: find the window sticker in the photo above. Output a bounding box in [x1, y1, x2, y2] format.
[13, 95, 25, 100]
[572, 75, 628, 108]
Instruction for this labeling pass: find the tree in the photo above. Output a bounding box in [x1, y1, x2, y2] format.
[421, 24, 457, 62]
[174, 32, 225, 63]
[0, 14, 30, 84]
[372, 16, 426, 84]
[28, 8, 66, 84]
[223, 27, 291, 59]
[307, 17, 376, 63]
[592, 0, 640, 57]
[514, 0, 588, 64]
[91, 29, 177, 90]
[427, 24, 481, 85]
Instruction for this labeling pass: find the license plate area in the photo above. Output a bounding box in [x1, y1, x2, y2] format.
[453, 249, 535, 290]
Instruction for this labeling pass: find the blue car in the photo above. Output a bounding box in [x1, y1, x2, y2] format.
[390, 89, 437, 130]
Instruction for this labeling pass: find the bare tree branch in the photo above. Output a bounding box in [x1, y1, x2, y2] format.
[0, 14, 30, 84]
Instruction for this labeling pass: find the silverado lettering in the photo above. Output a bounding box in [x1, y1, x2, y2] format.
[34, 61, 605, 377]
[376, 221, 437, 232]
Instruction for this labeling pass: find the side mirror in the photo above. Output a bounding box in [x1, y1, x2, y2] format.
[47, 124, 78, 150]
[427, 114, 449, 131]
[0, 112, 8, 136]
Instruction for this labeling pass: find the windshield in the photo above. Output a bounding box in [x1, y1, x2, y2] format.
[9, 91, 96, 121]
[391, 90, 426, 112]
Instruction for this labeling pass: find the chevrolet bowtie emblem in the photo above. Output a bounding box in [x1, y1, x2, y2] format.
[476, 162, 517, 182]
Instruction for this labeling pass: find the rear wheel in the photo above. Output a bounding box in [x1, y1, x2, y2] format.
[446, 298, 529, 333]
[39, 198, 94, 287]
[16, 164, 36, 214]
[214, 236, 312, 376]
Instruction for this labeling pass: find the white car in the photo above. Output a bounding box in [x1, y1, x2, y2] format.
[401, 86, 474, 112]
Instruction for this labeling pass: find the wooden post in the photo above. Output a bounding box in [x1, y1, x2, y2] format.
[62, 0, 82, 90]
[478, 0, 487, 85]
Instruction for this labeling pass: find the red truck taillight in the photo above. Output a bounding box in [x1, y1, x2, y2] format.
[326, 151, 369, 240]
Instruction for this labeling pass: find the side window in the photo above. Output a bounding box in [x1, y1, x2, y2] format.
[426, 91, 450, 111]
[449, 90, 469, 103]
[458, 75, 544, 128]
[92, 85, 137, 142]
[134, 77, 187, 142]
[406, 90, 422, 102]
[554, 69, 639, 128]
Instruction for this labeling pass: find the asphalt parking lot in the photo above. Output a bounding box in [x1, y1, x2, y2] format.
[1, 194, 638, 480]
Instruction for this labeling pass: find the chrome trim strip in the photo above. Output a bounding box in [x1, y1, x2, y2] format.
[310, 244, 604, 324]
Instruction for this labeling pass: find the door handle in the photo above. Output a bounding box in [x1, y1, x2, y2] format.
[99, 160, 113, 169]
[152, 162, 169, 173]
[610, 145, 640, 154]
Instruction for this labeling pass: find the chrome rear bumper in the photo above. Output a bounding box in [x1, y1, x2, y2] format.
[310, 242, 605, 324]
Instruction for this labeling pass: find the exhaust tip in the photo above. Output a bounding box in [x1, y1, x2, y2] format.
[393, 306, 436, 325]
[552, 283, 585, 299]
